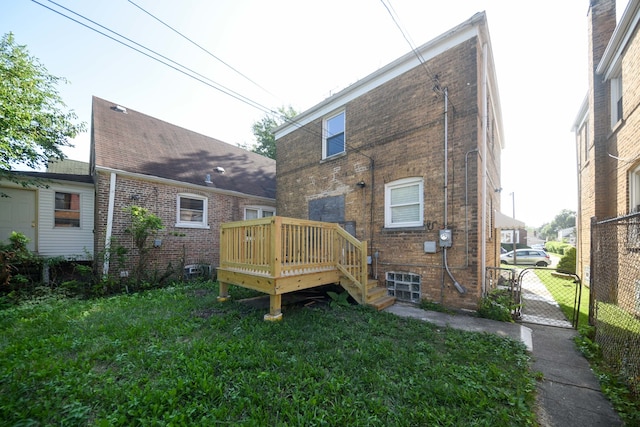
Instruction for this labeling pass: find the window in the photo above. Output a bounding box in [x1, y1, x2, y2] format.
[55, 192, 80, 227]
[384, 178, 423, 228]
[386, 272, 421, 303]
[323, 110, 345, 158]
[611, 75, 623, 128]
[244, 207, 275, 220]
[176, 194, 208, 228]
[630, 165, 640, 213]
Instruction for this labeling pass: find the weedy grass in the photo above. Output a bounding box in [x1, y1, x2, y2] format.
[0, 282, 537, 426]
[534, 269, 589, 328]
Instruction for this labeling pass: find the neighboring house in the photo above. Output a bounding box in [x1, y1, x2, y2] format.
[274, 12, 506, 310]
[572, 0, 640, 282]
[557, 227, 576, 245]
[91, 96, 276, 279]
[0, 170, 94, 259]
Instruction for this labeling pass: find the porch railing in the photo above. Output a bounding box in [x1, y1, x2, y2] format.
[219, 216, 368, 294]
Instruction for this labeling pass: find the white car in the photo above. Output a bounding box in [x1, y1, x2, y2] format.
[500, 249, 551, 267]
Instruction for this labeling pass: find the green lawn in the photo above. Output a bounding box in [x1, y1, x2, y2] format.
[0, 283, 537, 426]
[534, 269, 589, 328]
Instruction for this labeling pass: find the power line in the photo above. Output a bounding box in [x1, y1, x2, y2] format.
[127, 0, 277, 100]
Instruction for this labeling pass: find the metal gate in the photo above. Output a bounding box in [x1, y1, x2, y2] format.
[485, 267, 582, 329]
[517, 268, 582, 329]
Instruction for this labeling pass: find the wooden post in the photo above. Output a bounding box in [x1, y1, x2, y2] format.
[217, 281, 230, 302]
[264, 294, 283, 321]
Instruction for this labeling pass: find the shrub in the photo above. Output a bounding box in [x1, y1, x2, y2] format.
[478, 289, 517, 322]
[556, 246, 576, 274]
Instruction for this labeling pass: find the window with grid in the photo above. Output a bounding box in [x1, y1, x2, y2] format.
[323, 110, 345, 159]
[54, 192, 80, 227]
[176, 194, 208, 228]
[244, 207, 275, 220]
[386, 272, 421, 303]
[384, 177, 423, 228]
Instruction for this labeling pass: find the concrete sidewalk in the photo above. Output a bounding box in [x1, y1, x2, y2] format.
[384, 303, 623, 427]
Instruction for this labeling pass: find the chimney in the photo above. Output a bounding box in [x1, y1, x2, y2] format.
[588, 0, 616, 218]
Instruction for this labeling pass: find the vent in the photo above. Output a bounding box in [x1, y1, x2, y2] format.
[112, 105, 127, 114]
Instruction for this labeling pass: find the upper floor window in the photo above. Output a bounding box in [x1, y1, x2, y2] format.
[54, 192, 80, 227]
[611, 75, 623, 128]
[176, 194, 208, 228]
[244, 206, 275, 220]
[323, 110, 345, 159]
[384, 177, 424, 228]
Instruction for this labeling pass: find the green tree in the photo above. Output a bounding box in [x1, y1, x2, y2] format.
[0, 33, 85, 186]
[240, 106, 297, 160]
[537, 209, 576, 241]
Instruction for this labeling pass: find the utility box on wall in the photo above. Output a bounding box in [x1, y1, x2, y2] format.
[438, 229, 452, 247]
[424, 241, 437, 253]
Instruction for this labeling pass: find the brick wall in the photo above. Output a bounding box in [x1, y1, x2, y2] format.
[94, 171, 275, 279]
[277, 37, 501, 310]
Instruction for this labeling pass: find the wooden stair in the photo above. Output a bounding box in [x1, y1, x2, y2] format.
[340, 277, 395, 311]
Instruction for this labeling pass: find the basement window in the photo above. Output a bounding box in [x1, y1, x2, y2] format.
[386, 272, 421, 303]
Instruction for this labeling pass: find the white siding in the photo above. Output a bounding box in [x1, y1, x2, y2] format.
[38, 182, 94, 259]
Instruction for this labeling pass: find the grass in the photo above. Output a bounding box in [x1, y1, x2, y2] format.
[533, 269, 589, 328]
[0, 282, 538, 426]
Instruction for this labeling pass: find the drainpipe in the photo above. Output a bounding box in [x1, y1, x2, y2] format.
[102, 172, 117, 277]
[481, 43, 489, 295]
[442, 87, 466, 294]
[465, 148, 479, 267]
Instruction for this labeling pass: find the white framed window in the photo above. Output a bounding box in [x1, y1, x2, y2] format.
[322, 110, 345, 159]
[611, 75, 623, 128]
[176, 194, 208, 228]
[630, 165, 640, 213]
[54, 192, 80, 227]
[384, 177, 424, 228]
[244, 206, 275, 220]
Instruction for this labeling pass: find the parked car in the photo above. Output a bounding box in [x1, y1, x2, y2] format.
[500, 249, 551, 267]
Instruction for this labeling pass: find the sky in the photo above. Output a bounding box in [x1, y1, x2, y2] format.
[1, 0, 630, 228]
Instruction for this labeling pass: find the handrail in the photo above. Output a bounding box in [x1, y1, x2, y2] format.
[219, 216, 367, 296]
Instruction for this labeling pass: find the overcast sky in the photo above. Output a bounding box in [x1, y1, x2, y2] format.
[2, 0, 629, 227]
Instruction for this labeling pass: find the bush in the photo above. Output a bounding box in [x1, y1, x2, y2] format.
[556, 246, 576, 274]
[478, 289, 517, 322]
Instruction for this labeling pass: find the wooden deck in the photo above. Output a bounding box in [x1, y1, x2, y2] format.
[217, 216, 395, 320]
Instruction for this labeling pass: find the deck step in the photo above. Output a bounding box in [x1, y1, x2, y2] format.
[367, 294, 396, 311]
[366, 286, 388, 302]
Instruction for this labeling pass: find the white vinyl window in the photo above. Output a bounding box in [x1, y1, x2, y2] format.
[176, 194, 208, 228]
[244, 206, 275, 220]
[630, 165, 640, 213]
[384, 177, 424, 228]
[54, 192, 80, 227]
[323, 110, 345, 159]
[611, 75, 623, 128]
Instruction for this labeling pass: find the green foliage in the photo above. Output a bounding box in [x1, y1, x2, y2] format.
[556, 246, 576, 273]
[124, 206, 164, 285]
[419, 299, 454, 314]
[239, 106, 297, 160]
[0, 32, 85, 186]
[327, 290, 351, 307]
[478, 289, 517, 322]
[0, 283, 538, 425]
[544, 241, 573, 255]
[537, 209, 576, 241]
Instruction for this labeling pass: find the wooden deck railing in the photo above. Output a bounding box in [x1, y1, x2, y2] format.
[218, 216, 368, 317]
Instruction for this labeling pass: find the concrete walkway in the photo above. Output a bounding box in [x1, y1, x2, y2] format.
[384, 303, 623, 427]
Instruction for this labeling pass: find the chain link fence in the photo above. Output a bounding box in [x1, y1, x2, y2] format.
[591, 214, 640, 396]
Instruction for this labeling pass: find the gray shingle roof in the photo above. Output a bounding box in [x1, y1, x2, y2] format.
[91, 96, 276, 199]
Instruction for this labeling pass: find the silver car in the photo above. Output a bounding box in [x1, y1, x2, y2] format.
[500, 249, 551, 267]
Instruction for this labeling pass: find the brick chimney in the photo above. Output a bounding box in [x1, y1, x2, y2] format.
[588, 0, 617, 218]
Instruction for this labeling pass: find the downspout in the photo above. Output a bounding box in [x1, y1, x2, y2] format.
[442, 87, 466, 294]
[481, 43, 489, 295]
[102, 172, 117, 277]
[465, 148, 479, 267]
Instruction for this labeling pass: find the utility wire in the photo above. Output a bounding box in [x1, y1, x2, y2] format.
[31, 0, 323, 140]
[127, 0, 277, 100]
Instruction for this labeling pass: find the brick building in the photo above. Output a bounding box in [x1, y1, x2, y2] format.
[274, 12, 504, 310]
[572, 0, 640, 283]
[91, 96, 276, 280]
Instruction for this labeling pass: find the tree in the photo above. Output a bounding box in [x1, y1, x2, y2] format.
[241, 106, 297, 160]
[0, 33, 85, 186]
[537, 209, 576, 241]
